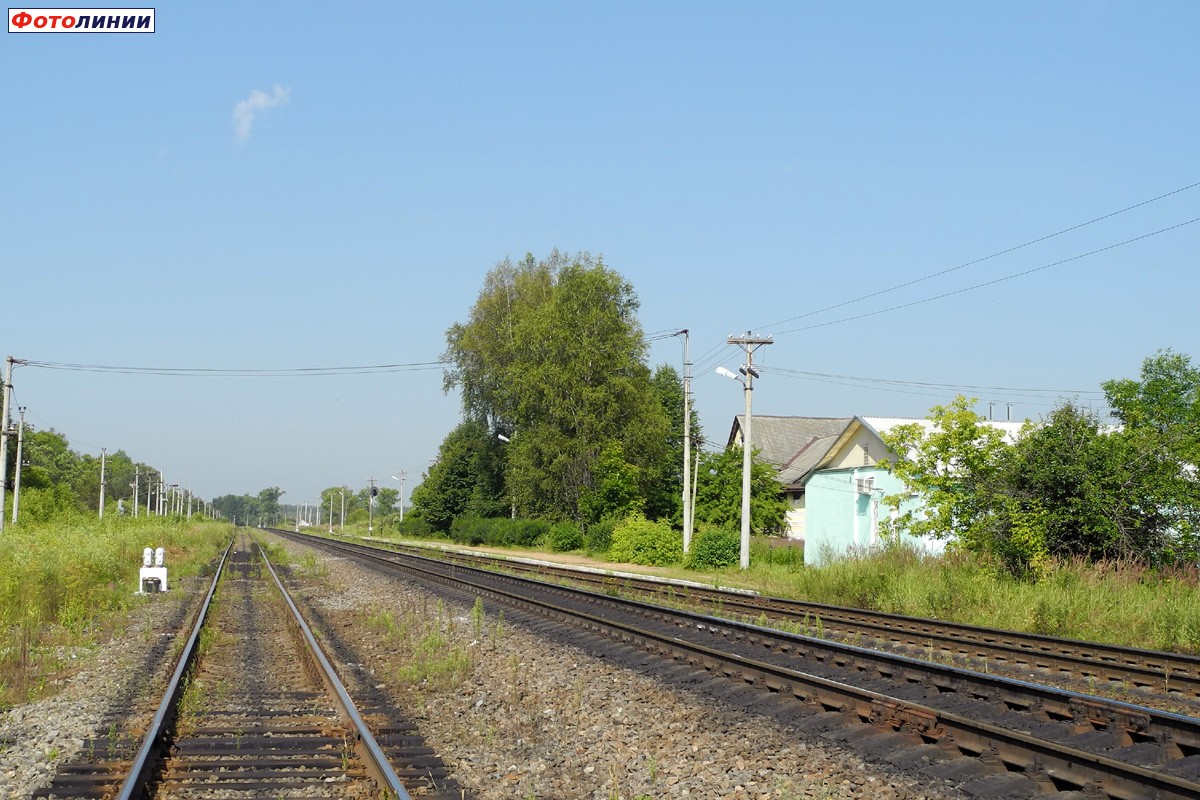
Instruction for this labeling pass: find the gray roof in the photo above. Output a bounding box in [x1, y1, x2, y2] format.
[727, 416, 853, 488]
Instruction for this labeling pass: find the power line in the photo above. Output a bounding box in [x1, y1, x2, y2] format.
[19, 360, 446, 377]
[760, 366, 1104, 396]
[773, 215, 1200, 336]
[758, 180, 1200, 332]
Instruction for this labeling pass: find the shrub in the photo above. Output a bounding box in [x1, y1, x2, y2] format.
[584, 519, 616, 555]
[546, 522, 583, 552]
[609, 514, 682, 567]
[685, 526, 740, 569]
[448, 516, 548, 548]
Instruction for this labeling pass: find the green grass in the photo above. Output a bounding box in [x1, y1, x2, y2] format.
[0, 516, 234, 707]
[699, 542, 1200, 655]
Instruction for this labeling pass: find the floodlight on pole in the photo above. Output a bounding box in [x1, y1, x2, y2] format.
[720, 333, 773, 569]
[391, 470, 407, 522]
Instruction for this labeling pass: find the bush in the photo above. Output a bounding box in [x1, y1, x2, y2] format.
[546, 522, 583, 552]
[609, 514, 682, 567]
[448, 516, 548, 548]
[685, 526, 740, 569]
[394, 516, 435, 538]
[584, 519, 616, 555]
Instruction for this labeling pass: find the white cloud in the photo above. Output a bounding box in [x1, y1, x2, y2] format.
[233, 85, 290, 142]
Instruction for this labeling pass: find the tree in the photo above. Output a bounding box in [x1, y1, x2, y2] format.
[641, 364, 702, 524]
[693, 446, 788, 536]
[258, 487, 284, 520]
[880, 396, 1010, 554]
[442, 251, 669, 522]
[1101, 350, 1200, 559]
[410, 420, 505, 531]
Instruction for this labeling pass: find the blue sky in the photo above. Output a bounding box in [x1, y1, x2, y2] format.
[3, 2, 1198, 506]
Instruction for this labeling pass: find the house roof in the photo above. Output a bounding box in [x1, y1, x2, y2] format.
[726, 414, 1031, 490]
[727, 415, 853, 488]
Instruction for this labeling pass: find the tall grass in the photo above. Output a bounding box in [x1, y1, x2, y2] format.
[732, 543, 1200, 655]
[0, 516, 233, 706]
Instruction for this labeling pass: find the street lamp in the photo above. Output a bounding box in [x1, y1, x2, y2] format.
[717, 333, 772, 569]
[338, 490, 345, 532]
[496, 433, 515, 518]
[391, 471, 407, 523]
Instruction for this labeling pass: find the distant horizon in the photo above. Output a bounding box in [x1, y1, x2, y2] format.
[4, 2, 1195, 504]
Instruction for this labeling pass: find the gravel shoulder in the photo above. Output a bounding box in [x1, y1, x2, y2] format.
[3, 535, 970, 800]
[282, 535, 970, 800]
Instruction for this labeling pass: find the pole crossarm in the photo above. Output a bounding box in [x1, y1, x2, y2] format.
[725, 333, 773, 568]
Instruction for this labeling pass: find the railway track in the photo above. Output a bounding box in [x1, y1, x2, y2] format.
[379, 540, 1200, 705]
[33, 533, 464, 800]
[273, 529, 1200, 800]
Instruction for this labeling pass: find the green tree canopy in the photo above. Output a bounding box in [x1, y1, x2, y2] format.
[442, 251, 669, 522]
[693, 445, 788, 536]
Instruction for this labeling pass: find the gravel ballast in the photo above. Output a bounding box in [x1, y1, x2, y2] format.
[2, 536, 971, 799]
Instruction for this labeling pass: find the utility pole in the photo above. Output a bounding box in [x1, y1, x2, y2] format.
[132, 466, 140, 518]
[367, 477, 377, 533]
[727, 333, 773, 569]
[0, 356, 14, 532]
[11, 407, 26, 524]
[675, 330, 694, 553]
[98, 448, 107, 519]
[392, 470, 407, 522]
[339, 490, 345, 532]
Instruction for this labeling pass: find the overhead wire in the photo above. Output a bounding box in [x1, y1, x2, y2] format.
[773, 215, 1200, 336]
[757, 180, 1200, 332]
[19, 360, 446, 377]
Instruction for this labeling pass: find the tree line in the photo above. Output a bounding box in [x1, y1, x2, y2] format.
[2, 426, 179, 522]
[407, 251, 788, 562]
[882, 350, 1200, 573]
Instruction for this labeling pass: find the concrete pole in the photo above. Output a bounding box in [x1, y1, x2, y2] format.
[339, 490, 345, 532]
[739, 378, 753, 569]
[0, 357, 13, 532]
[726, 334, 773, 569]
[98, 448, 107, 519]
[11, 407, 26, 524]
[133, 466, 140, 518]
[679, 330, 693, 553]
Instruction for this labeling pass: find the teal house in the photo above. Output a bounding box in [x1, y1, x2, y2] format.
[727, 415, 1024, 566]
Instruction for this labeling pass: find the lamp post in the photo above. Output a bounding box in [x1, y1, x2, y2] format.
[717, 333, 772, 569]
[497, 433, 516, 518]
[391, 470, 407, 523]
[328, 494, 334, 533]
[98, 448, 107, 519]
[11, 406, 26, 524]
[338, 490, 345, 532]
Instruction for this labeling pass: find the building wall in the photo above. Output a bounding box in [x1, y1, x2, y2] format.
[802, 466, 925, 566]
[825, 426, 898, 470]
[784, 491, 805, 541]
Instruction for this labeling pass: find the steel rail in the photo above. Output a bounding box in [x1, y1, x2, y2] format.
[382, 539, 1200, 699]
[274, 531, 1200, 800]
[254, 538, 414, 800]
[115, 538, 234, 800]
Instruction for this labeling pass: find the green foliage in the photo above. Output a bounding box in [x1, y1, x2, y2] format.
[0, 517, 233, 705]
[693, 446, 788, 535]
[410, 420, 506, 532]
[578, 442, 642, 524]
[609, 514, 683, 566]
[880, 395, 1010, 551]
[882, 352, 1200, 572]
[684, 526, 740, 569]
[448, 515, 548, 548]
[583, 518, 616, 555]
[545, 521, 583, 552]
[442, 251, 670, 522]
